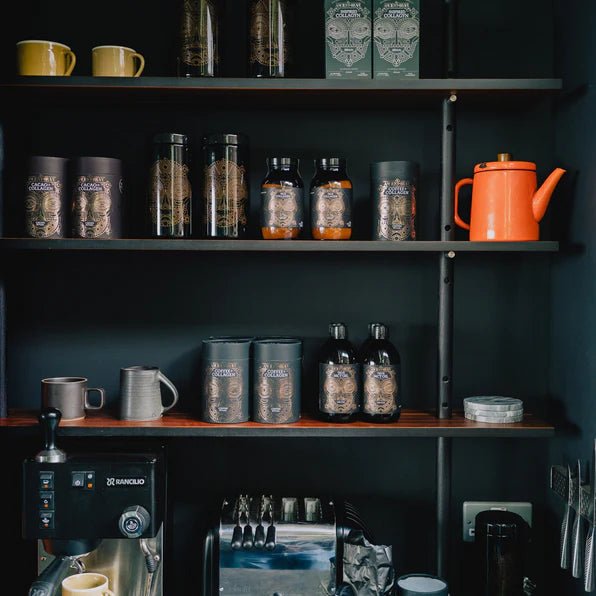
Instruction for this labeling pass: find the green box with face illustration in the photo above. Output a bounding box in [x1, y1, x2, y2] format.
[373, 0, 420, 78]
[325, 0, 372, 79]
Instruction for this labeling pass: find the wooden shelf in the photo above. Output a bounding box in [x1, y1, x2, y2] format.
[0, 77, 562, 108]
[0, 238, 560, 253]
[1, 410, 554, 438]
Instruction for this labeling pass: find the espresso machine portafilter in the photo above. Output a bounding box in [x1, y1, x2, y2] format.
[23, 408, 166, 596]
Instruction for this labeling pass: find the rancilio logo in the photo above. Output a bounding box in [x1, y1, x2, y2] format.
[106, 476, 146, 487]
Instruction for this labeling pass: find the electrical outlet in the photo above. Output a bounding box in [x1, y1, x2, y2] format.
[462, 501, 532, 542]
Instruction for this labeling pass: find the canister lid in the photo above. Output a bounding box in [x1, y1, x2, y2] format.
[73, 157, 123, 175]
[254, 338, 302, 361]
[28, 156, 68, 175]
[397, 574, 449, 595]
[203, 133, 249, 146]
[370, 161, 419, 179]
[153, 132, 188, 145]
[202, 339, 251, 360]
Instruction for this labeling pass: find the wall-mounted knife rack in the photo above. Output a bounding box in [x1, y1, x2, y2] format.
[551, 465, 593, 521]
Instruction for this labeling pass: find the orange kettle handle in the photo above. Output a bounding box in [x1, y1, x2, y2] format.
[454, 178, 474, 231]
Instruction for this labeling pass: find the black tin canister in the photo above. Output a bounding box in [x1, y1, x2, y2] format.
[203, 133, 249, 238]
[253, 338, 302, 424]
[371, 161, 419, 241]
[149, 133, 192, 238]
[25, 156, 69, 238]
[72, 157, 124, 239]
[201, 339, 251, 423]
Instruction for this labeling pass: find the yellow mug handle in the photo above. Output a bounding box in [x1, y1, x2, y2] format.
[64, 50, 76, 76]
[132, 52, 145, 77]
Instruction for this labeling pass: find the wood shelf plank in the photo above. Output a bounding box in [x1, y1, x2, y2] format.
[1, 410, 554, 438]
[0, 238, 560, 253]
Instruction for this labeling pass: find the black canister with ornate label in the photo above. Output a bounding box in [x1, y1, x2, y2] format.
[253, 338, 302, 423]
[371, 161, 418, 241]
[203, 133, 249, 238]
[201, 339, 251, 423]
[318, 323, 361, 422]
[71, 157, 124, 239]
[25, 156, 68, 238]
[149, 133, 192, 238]
[261, 157, 304, 239]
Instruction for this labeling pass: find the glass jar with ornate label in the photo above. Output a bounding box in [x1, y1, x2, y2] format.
[260, 157, 304, 239]
[203, 133, 249, 238]
[310, 158, 353, 240]
[360, 323, 401, 423]
[149, 133, 192, 238]
[179, 0, 220, 77]
[318, 323, 361, 423]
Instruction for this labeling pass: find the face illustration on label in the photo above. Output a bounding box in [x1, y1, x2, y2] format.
[315, 188, 348, 228]
[205, 159, 248, 230]
[150, 159, 192, 228]
[327, 8, 371, 67]
[378, 179, 415, 240]
[256, 363, 293, 422]
[74, 177, 112, 238]
[364, 366, 398, 414]
[25, 176, 62, 238]
[266, 189, 300, 228]
[180, 0, 219, 67]
[250, 0, 287, 66]
[204, 362, 244, 422]
[374, 8, 419, 67]
[322, 365, 358, 414]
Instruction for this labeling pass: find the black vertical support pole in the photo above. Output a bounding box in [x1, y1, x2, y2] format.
[0, 123, 6, 418]
[437, 94, 456, 578]
[445, 0, 457, 77]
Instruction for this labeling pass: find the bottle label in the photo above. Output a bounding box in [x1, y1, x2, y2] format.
[250, 0, 289, 67]
[363, 364, 399, 415]
[73, 176, 113, 238]
[180, 0, 219, 67]
[319, 363, 360, 414]
[326, 2, 371, 67]
[150, 158, 192, 230]
[25, 175, 63, 238]
[312, 187, 352, 229]
[255, 362, 297, 423]
[374, 2, 420, 68]
[376, 177, 416, 240]
[204, 159, 248, 233]
[203, 360, 248, 423]
[261, 187, 304, 229]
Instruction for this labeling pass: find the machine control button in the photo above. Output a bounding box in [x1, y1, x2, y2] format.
[71, 472, 85, 488]
[39, 511, 54, 529]
[119, 505, 151, 539]
[84, 472, 95, 490]
[39, 491, 54, 510]
[39, 472, 54, 490]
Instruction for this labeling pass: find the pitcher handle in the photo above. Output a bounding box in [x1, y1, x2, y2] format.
[85, 387, 105, 410]
[64, 50, 76, 76]
[132, 52, 145, 77]
[158, 372, 179, 413]
[454, 177, 473, 231]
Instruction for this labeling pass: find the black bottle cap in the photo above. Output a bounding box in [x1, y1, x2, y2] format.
[203, 133, 249, 146]
[267, 157, 299, 169]
[153, 132, 188, 145]
[316, 157, 346, 169]
[329, 323, 347, 340]
[371, 324, 388, 340]
[368, 322, 385, 336]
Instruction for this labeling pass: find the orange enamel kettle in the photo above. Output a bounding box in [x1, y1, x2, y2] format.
[454, 154, 566, 241]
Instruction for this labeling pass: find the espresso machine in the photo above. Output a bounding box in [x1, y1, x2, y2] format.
[202, 494, 373, 595]
[22, 408, 165, 596]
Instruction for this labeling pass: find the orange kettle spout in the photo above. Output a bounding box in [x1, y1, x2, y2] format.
[533, 168, 566, 222]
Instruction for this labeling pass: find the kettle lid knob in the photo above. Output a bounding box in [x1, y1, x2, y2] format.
[497, 153, 512, 162]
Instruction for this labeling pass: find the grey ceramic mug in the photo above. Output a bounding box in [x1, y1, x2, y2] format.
[119, 366, 179, 421]
[41, 377, 105, 421]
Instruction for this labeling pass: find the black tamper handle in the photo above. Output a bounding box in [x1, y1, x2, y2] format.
[231, 525, 243, 550]
[254, 524, 266, 549]
[40, 408, 61, 451]
[265, 524, 276, 550]
[242, 524, 254, 549]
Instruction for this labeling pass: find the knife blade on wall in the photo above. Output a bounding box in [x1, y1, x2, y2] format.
[562, 464, 576, 569]
[585, 441, 596, 592]
[572, 459, 587, 578]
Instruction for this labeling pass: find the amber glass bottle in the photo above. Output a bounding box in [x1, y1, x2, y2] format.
[318, 323, 360, 423]
[310, 158, 353, 240]
[361, 323, 401, 423]
[260, 157, 304, 239]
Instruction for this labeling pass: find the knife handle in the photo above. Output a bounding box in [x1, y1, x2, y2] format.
[573, 510, 585, 578]
[562, 504, 574, 569]
[585, 524, 596, 591]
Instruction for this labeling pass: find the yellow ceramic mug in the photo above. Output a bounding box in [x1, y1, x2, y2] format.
[62, 573, 114, 595]
[17, 40, 76, 76]
[92, 46, 145, 77]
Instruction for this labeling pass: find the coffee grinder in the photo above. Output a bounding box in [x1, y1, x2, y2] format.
[22, 408, 165, 595]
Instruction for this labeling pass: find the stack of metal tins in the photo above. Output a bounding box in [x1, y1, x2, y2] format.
[463, 396, 524, 423]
